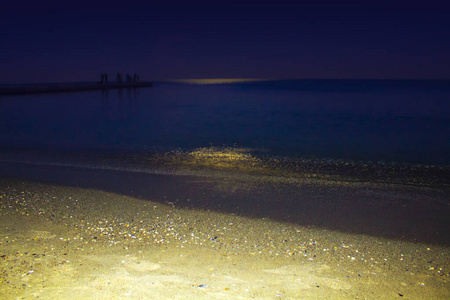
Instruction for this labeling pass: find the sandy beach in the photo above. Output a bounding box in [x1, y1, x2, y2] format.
[1, 166, 449, 299]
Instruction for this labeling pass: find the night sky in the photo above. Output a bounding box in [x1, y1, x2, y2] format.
[1, 1, 449, 84]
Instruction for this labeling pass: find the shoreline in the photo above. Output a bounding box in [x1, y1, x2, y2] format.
[0, 82, 153, 95]
[0, 158, 449, 246]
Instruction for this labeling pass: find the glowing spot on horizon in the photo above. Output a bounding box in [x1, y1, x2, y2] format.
[169, 78, 269, 84]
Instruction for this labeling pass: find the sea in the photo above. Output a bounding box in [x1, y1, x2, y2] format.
[0, 79, 449, 165]
[0, 79, 449, 244]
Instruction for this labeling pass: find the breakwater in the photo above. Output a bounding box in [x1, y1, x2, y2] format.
[0, 82, 153, 95]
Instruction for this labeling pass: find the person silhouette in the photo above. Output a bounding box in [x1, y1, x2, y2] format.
[116, 72, 123, 83]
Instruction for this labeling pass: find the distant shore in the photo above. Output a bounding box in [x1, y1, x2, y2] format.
[0, 82, 153, 95]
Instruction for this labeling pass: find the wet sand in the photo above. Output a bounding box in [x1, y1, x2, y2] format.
[0, 155, 448, 246]
[1, 174, 449, 299]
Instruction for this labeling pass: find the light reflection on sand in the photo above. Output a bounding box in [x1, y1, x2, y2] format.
[0, 177, 449, 299]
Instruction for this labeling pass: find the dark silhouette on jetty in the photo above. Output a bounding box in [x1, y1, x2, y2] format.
[0, 73, 152, 96]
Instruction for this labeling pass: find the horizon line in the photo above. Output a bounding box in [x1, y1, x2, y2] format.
[2, 77, 450, 86]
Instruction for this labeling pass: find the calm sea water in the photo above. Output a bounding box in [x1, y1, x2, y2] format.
[1, 79, 449, 245]
[0, 79, 449, 166]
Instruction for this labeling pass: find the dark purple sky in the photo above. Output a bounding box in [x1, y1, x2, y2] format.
[1, 1, 449, 84]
